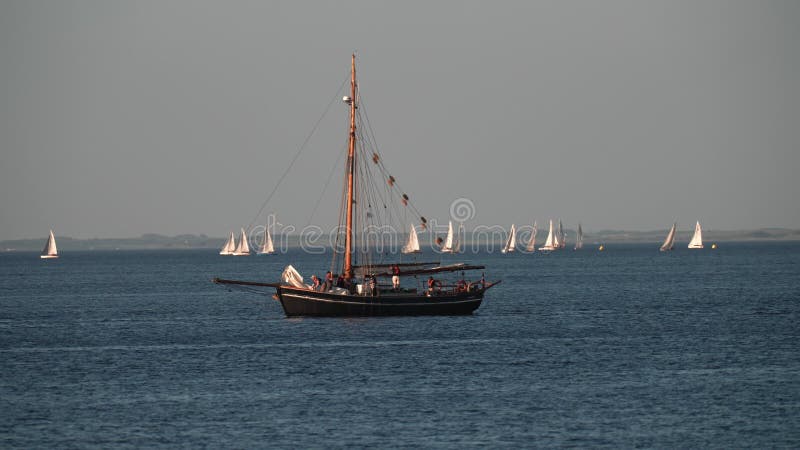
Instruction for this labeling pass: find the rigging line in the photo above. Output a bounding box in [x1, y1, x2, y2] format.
[305, 141, 348, 228]
[246, 73, 350, 232]
[358, 102, 427, 224]
[356, 104, 416, 223]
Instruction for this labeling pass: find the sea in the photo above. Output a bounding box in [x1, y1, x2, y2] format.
[1, 242, 799, 448]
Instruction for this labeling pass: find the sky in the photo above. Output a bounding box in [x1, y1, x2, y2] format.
[1, 0, 798, 240]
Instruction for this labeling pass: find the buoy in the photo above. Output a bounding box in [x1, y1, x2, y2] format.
[598, 245, 604, 251]
[711, 243, 717, 249]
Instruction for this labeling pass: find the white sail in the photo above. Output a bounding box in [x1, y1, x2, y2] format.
[40, 230, 58, 259]
[219, 231, 236, 255]
[557, 220, 566, 249]
[441, 221, 455, 253]
[688, 221, 703, 249]
[660, 222, 677, 252]
[526, 221, 537, 252]
[258, 227, 274, 254]
[539, 220, 558, 251]
[402, 224, 421, 254]
[574, 223, 583, 250]
[501, 224, 516, 253]
[453, 222, 464, 253]
[281, 265, 310, 289]
[233, 227, 251, 255]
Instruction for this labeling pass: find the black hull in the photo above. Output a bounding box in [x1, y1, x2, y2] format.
[277, 286, 484, 317]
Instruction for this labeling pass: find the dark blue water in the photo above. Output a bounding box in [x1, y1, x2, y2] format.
[2, 243, 799, 448]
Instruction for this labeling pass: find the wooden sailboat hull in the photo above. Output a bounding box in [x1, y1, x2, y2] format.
[277, 286, 484, 317]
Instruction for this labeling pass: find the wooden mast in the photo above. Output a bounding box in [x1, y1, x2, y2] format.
[343, 54, 357, 279]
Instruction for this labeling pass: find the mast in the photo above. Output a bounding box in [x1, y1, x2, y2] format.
[343, 54, 357, 279]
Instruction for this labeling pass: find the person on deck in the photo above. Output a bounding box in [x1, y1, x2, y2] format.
[321, 271, 333, 291]
[310, 275, 321, 291]
[368, 276, 378, 296]
[427, 276, 441, 296]
[391, 264, 401, 291]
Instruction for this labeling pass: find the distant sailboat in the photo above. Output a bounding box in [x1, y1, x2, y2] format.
[219, 231, 236, 255]
[557, 220, 566, 249]
[257, 224, 275, 255]
[232, 227, 251, 256]
[525, 221, 537, 252]
[574, 223, 583, 250]
[501, 224, 516, 253]
[660, 222, 677, 252]
[402, 224, 421, 254]
[40, 230, 58, 259]
[441, 221, 457, 253]
[538, 220, 558, 251]
[453, 222, 464, 253]
[688, 221, 703, 249]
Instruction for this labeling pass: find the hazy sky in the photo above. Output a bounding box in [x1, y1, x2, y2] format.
[1, 0, 798, 240]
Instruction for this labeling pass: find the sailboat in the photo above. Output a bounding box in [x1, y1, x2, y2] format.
[257, 227, 274, 255]
[257, 216, 275, 255]
[557, 220, 566, 249]
[219, 231, 236, 255]
[660, 222, 677, 252]
[538, 220, 558, 251]
[402, 224, 421, 254]
[525, 221, 537, 252]
[214, 55, 499, 316]
[232, 228, 251, 256]
[40, 230, 58, 259]
[453, 222, 464, 253]
[574, 223, 583, 250]
[440, 221, 458, 253]
[688, 221, 703, 249]
[501, 224, 516, 253]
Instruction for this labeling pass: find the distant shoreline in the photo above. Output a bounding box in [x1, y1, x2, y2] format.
[2, 229, 799, 252]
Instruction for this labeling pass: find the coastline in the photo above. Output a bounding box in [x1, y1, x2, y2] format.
[3, 228, 799, 252]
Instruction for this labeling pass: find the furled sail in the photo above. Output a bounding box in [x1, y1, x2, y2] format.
[525, 221, 537, 252]
[688, 221, 703, 249]
[402, 224, 421, 254]
[40, 230, 58, 259]
[502, 224, 516, 253]
[660, 222, 677, 252]
[281, 265, 310, 289]
[220, 231, 236, 255]
[233, 227, 251, 255]
[574, 223, 583, 250]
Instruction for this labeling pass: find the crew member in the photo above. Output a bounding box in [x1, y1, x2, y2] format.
[391, 264, 401, 291]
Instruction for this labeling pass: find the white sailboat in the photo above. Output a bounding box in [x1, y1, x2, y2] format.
[453, 222, 464, 253]
[402, 224, 421, 254]
[232, 227, 251, 256]
[574, 223, 583, 250]
[501, 224, 516, 253]
[441, 221, 456, 253]
[688, 221, 703, 249]
[219, 231, 236, 255]
[539, 220, 558, 251]
[525, 221, 537, 252]
[660, 222, 677, 252]
[40, 230, 58, 259]
[257, 226, 275, 255]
